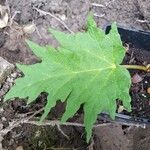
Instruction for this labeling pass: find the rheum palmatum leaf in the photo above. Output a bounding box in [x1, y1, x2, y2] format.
[5, 15, 131, 142]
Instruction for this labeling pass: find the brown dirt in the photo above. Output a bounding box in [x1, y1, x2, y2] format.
[123, 47, 150, 118]
[0, 0, 150, 150]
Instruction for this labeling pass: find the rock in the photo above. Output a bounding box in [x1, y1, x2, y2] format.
[0, 57, 14, 85]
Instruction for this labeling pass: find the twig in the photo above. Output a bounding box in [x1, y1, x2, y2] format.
[27, 107, 44, 120]
[35, 25, 42, 39]
[0, 107, 110, 139]
[0, 108, 44, 136]
[26, 120, 110, 128]
[93, 13, 105, 18]
[33, 6, 74, 34]
[57, 124, 70, 140]
[91, 0, 115, 8]
[0, 117, 109, 143]
[91, 3, 105, 8]
[9, 11, 21, 26]
[136, 19, 149, 23]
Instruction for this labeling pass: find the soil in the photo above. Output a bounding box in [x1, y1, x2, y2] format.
[0, 0, 150, 150]
[123, 47, 150, 118]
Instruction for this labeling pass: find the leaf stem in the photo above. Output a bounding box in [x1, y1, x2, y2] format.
[122, 64, 150, 72]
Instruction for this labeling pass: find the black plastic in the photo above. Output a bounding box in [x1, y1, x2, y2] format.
[105, 25, 150, 52]
[100, 25, 150, 126]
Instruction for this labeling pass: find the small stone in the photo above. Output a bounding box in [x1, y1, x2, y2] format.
[60, 14, 66, 21]
[1, 117, 6, 121]
[0, 57, 14, 84]
[142, 94, 147, 98]
[11, 72, 17, 78]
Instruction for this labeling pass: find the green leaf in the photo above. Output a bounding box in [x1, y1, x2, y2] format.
[5, 16, 131, 142]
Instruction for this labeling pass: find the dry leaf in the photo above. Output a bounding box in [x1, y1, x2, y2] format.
[0, 5, 9, 29]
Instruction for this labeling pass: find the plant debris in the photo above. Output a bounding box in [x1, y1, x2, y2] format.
[0, 5, 8, 29]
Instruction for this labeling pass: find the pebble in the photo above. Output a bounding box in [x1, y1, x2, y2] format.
[11, 72, 18, 78]
[141, 94, 147, 98]
[1, 117, 6, 121]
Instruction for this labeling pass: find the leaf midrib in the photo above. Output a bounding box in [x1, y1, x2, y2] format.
[24, 65, 116, 89]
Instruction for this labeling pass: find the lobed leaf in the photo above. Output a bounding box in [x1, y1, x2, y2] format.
[5, 15, 131, 142]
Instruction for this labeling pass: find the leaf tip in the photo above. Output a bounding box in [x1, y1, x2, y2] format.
[87, 12, 96, 29]
[111, 22, 118, 31]
[25, 39, 33, 47]
[86, 135, 91, 143]
[126, 105, 132, 112]
[40, 114, 45, 123]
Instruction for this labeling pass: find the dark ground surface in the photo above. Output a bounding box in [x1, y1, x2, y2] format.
[0, 0, 150, 150]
